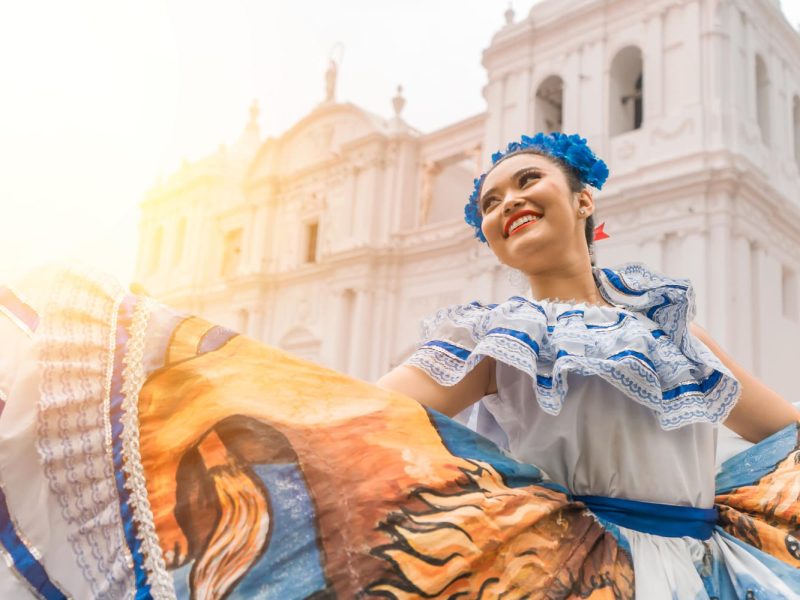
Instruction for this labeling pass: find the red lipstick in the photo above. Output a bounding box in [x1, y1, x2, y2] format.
[504, 209, 544, 237]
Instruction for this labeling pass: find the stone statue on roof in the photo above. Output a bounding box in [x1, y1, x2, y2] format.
[325, 59, 337, 102]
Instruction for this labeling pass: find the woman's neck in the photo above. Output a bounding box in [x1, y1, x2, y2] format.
[526, 263, 609, 306]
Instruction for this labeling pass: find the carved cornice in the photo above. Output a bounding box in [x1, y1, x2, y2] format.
[732, 0, 800, 59]
[597, 155, 800, 263]
[142, 173, 221, 207]
[391, 219, 473, 252]
[420, 113, 486, 147]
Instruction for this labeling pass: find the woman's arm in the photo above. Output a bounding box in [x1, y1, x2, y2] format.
[690, 323, 800, 443]
[376, 357, 497, 417]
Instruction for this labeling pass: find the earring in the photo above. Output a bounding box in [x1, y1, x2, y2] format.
[578, 208, 587, 216]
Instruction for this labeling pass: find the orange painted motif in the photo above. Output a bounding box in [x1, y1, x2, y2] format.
[137, 317, 637, 599]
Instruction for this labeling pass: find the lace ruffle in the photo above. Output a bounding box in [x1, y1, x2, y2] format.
[406, 263, 740, 431]
[26, 266, 173, 598]
[28, 266, 135, 598]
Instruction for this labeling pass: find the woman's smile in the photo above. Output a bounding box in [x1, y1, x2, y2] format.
[505, 209, 544, 236]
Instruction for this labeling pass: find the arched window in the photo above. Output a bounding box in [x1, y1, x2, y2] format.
[755, 54, 770, 146]
[793, 95, 800, 171]
[609, 46, 644, 136]
[534, 75, 564, 133]
[633, 74, 643, 129]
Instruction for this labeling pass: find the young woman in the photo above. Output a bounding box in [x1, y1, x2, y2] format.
[378, 132, 800, 597]
[0, 133, 798, 599]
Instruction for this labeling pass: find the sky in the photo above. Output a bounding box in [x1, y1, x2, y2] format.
[1, 0, 799, 283]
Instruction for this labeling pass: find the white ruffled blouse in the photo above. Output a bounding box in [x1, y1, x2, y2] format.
[405, 263, 741, 508]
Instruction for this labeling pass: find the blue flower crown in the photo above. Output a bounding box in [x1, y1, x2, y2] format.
[464, 132, 609, 243]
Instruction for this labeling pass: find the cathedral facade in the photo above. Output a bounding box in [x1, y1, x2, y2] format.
[135, 0, 800, 398]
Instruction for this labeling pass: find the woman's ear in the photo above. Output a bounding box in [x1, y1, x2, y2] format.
[576, 189, 594, 217]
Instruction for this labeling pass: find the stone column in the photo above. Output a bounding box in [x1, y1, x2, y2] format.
[707, 196, 733, 348]
[682, 1, 702, 107]
[345, 166, 359, 243]
[732, 235, 754, 371]
[358, 167, 376, 245]
[381, 282, 401, 375]
[257, 286, 277, 348]
[643, 7, 664, 119]
[250, 204, 269, 274]
[562, 50, 580, 133]
[638, 235, 664, 274]
[369, 289, 391, 381]
[348, 288, 373, 380]
[706, 2, 729, 150]
[194, 209, 215, 285]
[751, 243, 769, 377]
[236, 207, 251, 276]
[482, 78, 505, 169]
[743, 15, 755, 122]
[331, 288, 354, 374]
[682, 231, 708, 327]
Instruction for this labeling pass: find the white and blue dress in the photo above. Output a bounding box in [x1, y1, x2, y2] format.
[406, 262, 800, 599]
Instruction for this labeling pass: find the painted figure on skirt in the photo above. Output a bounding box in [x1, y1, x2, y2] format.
[0, 132, 798, 599]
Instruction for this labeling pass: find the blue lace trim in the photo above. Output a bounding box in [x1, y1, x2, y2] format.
[406, 263, 740, 431]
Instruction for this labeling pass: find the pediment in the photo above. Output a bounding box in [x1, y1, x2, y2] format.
[247, 103, 387, 182]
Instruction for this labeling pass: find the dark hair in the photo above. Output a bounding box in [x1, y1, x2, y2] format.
[484, 149, 596, 264]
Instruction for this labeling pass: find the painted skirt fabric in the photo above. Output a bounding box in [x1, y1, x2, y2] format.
[0, 267, 798, 599]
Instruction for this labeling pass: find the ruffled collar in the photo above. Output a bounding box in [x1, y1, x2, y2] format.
[521, 264, 692, 317]
[407, 262, 740, 431]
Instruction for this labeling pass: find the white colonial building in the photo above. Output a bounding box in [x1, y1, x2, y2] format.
[135, 0, 800, 399]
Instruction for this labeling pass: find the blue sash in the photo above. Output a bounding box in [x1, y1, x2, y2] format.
[574, 495, 719, 540]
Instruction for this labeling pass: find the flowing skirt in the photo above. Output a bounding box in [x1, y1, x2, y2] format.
[0, 267, 798, 599]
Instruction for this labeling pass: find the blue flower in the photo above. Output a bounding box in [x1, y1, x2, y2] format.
[464, 173, 487, 242]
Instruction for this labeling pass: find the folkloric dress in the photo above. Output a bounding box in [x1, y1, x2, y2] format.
[0, 263, 797, 599]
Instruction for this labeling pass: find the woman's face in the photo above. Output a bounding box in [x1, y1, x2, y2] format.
[479, 152, 593, 274]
